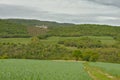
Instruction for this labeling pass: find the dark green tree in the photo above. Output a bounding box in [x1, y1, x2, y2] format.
[82, 51, 99, 62]
[72, 50, 82, 61]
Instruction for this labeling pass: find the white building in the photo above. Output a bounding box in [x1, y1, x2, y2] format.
[35, 25, 48, 29]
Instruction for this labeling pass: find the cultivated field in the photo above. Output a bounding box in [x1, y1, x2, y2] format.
[0, 59, 120, 80]
[90, 62, 120, 77]
[0, 38, 31, 44]
[0, 36, 116, 45]
[0, 59, 92, 80]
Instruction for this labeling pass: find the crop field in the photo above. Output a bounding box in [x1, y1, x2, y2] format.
[0, 38, 31, 44]
[86, 36, 116, 45]
[47, 36, 115, 44]
[0, 36, 116, 45]
[90, 62, 120, 77]
[0, 59, 92, 80]
[47, 36, 116, 45]
[0, 59, 120, 80]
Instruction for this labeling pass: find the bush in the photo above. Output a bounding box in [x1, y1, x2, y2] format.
[82, 51, 99, 62]
[72, 50, 82, 61]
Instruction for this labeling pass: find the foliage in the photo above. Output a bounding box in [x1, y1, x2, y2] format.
[0, 19, 30, 38]
[0, 41, 72, 60]
[82, 51, 99, 62]
[72, 50, 82, 61]
[47, 24, 120, 37]
[58, 37, 103, 48]
[0, 19, 120, 63]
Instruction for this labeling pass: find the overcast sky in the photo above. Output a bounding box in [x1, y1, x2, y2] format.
[0, 0, 120, 25]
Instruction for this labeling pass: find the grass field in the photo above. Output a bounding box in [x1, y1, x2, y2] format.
[0, 59, 120, 80]
[90, 62, 120, 77]
[87, 36, 116, 45]
[47, 36, 116, 45]
[0, 59, 92, 80]
[0, 36, 116, 45]
[0, 38, 31, 44]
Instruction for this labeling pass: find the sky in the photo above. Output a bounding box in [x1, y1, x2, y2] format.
[0, 0, 120, 25]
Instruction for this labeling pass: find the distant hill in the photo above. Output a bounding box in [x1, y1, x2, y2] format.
[0, 19, 120, 63]
[0, 19, 120, 38]
[4, 19, 75, 27]
[0, 19, 30, 38]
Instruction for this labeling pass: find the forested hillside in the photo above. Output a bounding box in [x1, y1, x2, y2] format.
[0, 19, 120, 63]
[5, 19, 74, 27]
[0, 19, 30, 38]
[1, 19, 120, 38]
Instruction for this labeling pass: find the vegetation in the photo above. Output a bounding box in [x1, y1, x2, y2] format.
[90, 62, 120, 77]
[0, 19, 30, 38]
[58, 37, 103, 48]
[82, 51, 99, 62]
[0, 19, 120, 63]
[0, 59, 120, 80]
[72, 50, 82, 61]
[0, 38, 31, 44]
[0, 59, 92, 80]
[84, 62, 119, 80]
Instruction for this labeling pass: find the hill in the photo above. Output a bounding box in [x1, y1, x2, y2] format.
[0, 19, 30, 38]
[0, 19, 120, 63]
[1, 19, 120, 38]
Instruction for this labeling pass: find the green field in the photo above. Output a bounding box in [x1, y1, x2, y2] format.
[0, 36, 116, 45]
[87, 36, 116, 45]
[0, 59, 92, 80]
[0, 38, 31, 44]
[90, 62, 120, 77]
[47, 36, 116, 45]
[0, 59, 120, 80]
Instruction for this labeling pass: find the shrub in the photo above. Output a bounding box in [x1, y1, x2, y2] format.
[72, 50, 82, 61]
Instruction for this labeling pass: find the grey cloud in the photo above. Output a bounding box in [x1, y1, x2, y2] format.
[38, 13, 120, 25]
[0, 4, 49, 18]
[88, 0, 120, 8]
[0, 0, 120, 26]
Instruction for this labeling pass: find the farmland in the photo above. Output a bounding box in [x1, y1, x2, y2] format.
[90, 62, 120, 77]
[0, 38, 31, 44]
[0, 59, 92, 80]
[46, 36, 116, 45]
[0, 36, 116, 45]
[0, 59, 120, 80]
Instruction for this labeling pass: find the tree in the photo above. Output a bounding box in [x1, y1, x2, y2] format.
[31, 36, 40, 44]
[82, 51, 99, 62]
[72, 50, 82, 61]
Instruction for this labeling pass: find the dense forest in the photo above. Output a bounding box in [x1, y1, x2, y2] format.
[0, 19, 120, 63]
[0, 19, 30, 38]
